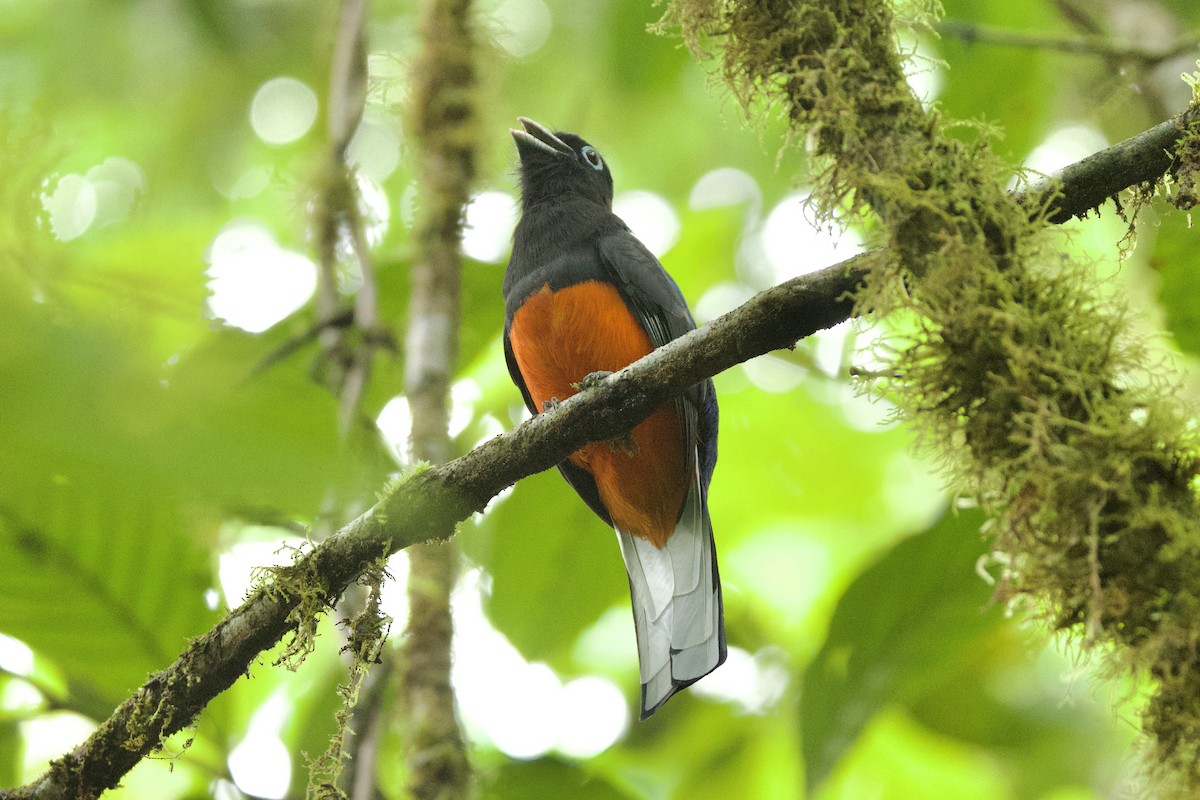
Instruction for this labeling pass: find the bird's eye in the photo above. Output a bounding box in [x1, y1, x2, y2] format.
[581, 146, 604, 171]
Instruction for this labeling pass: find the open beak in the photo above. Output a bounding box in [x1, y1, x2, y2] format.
[511, 116, 573, 158]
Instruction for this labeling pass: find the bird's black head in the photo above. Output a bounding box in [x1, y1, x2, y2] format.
[511, 117, 614, 210]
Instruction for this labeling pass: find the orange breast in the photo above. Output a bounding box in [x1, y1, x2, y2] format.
[509, 281, 686, 547]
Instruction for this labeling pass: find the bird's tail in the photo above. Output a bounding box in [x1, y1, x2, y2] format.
[616, 461, 726, 720]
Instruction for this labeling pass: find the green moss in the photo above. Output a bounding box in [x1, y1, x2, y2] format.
[1171, 115, 1200, 212]
[664, 0, 1200, 792]
[305, 562, 391, 800]
[249, 539, 330, 670]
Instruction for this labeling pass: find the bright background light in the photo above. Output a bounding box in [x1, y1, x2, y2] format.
[227, 691, 293, 800]
[377, 395, 413, 462]
[451, 570, 630, 760]
[761, 192, 864, 283]
[462, 191, 518, 263]
[1024, 124, 1109, 177]
[217, 530, 310, 606]
[484, 0, 553, 58]
[42, 156, 146, 241]
[348, 112, 402, 182]
[250, 77, 318, 145]
[0, 632, 35, 677]
[206, 221, 318, 333]
[900, 34, 945, 107]
[689, 645, 789, 714]
[614, 190, 681, 258]
[690, 167, 762, 214]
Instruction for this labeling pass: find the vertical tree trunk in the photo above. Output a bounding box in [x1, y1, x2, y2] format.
[399, 0, 477, 797]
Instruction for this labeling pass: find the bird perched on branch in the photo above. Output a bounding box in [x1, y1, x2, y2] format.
[502, 117, 725, 719]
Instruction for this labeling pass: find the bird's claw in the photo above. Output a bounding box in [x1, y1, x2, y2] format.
[541, 397, 561, 412]
[566, 371, 631, 452]
[571, 370, 613, 391]
[610, 432, 638, 456]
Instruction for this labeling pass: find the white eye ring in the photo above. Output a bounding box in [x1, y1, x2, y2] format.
[581, 145, 604, 171]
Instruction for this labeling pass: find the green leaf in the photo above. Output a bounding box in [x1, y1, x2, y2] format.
[161, 324, 356, 509]
[817, 708, 1010, 800]
[0, 468, 216, 712]
[936, 0, 1061, 160]
[0, 290, 214, 711]
[800, 508, 1000, 792]
[905, 631, 1139, 799]
[0, 719, 20, 787]
[1153, 210, 1200, 357]
[460, 469, 627, 668]
[482, 757, 637, 800]
[602, 698, 802, 800]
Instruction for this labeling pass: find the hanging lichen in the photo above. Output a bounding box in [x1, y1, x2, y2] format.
[306, 563, 392, 800]
[660, 0, 1200, 793]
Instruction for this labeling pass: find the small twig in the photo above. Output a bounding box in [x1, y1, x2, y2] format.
[310, 0, 383, 437]
[347, 658, 391, 800]
[1085, 498, 1105, 645]
[1048, 0, 1183, 121]
[329, 0, 377, 438]
[328, 0, 368, 157]
[937, 19, 1200, 66]
[1054, 0, 1104, 37]
[248, 307, 356, 378]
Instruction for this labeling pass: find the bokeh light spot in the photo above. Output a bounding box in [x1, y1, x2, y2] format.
[356, 172, 391, 248]
[377, 551, 412, 625]
[227, 691, 292, 800]
[486, 0, 552, 58]
[689, 645, 789, 714]
[462, 191, 518, 263]
[1024, 124, 1109, 177]
[217, 532, 308, 606]
[20, 713, 96, 780]
[449, 379, 481, 438]
[250, 77, 318, 145]
[1, 678, 42, 716]
[450, 570, 627, 760]
[689, 167, 761, 212]
[555, 677, 628, 758]
[695, 280, 756, 324]
[348, 113, 401, 181]
[206, 221, 317, 333]
[44, 174, 96, 241]
[0, 633, 34, 677]
[614, 190, 680, 258]
[900, 34, 944, 107]
[43, 157, 147, 241]
[743, 354, 806, 393]
[761, 192, 864, 283]
[377, 395, 412, 462]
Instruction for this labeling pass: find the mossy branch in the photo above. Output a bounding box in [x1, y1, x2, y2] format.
[1, 110, 1194, 800]
[663, 0, 1200, 793]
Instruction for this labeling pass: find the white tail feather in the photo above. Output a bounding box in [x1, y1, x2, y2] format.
[617, 456, 725, 719]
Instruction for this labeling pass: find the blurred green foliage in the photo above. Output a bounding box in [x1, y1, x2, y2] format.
[0, 0, 1197, 798]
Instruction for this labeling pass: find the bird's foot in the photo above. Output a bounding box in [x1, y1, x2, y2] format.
[541, 397, 561, 413]
[609, 432, 638, 456]
[568, 371, 634, 453]
[571, 370, 613, 392]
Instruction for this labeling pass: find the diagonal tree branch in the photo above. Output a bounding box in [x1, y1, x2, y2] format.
[1019, 107, 1199, 222]
[2, 106, 1195, 800]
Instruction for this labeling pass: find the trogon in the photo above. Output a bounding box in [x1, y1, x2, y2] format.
[502, 117, 726, 719]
